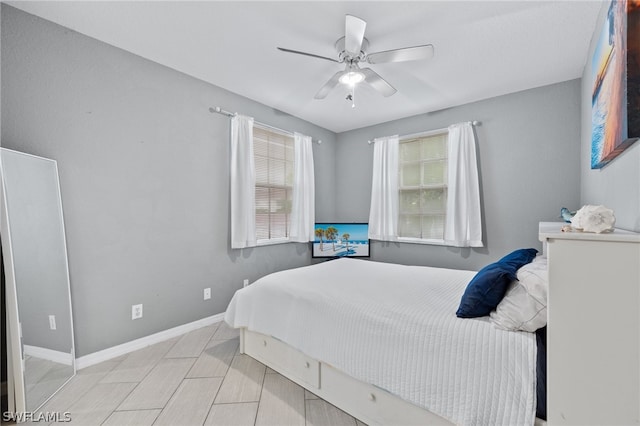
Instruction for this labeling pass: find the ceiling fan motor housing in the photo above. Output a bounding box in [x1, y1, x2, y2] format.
[335, 36, 369, 62]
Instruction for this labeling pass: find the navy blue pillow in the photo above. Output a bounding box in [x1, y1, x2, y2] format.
[498, 248, 539, 271]
[456, 262, 515, 318]
[456, 248, 538, 318]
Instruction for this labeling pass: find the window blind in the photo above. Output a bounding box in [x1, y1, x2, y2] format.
[253, 126, 295, 241]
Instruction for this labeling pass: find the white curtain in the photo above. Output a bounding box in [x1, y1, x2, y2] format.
[368, 135, 399, 241]
[230, 115, 256, 249]
[289, 132, 315, 242]
[444, 122, 483, 247]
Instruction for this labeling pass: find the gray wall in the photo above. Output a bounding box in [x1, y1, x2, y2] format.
[580, 3, 640, 232]
[335, 80, 583, 271]
[1, 5, 336, 357]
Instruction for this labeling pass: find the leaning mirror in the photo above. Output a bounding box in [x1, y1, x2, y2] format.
[1, 148, 75, 413]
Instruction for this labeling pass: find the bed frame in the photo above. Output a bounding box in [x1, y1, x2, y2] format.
[240, 328, 548, 425]
[240, 328, 453, 425]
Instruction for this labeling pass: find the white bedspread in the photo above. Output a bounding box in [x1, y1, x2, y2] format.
[225, 258, 536, 425]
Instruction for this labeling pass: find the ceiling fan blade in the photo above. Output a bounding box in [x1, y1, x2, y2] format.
[366, 44, 434, 64]
[360, 68, 397, 97]
[345, 15, 367, 56]
[314, 71, 344, 99]
[277, 47, 340, 63]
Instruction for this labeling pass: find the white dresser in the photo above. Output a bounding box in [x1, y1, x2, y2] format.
[539, 222, 640, 425]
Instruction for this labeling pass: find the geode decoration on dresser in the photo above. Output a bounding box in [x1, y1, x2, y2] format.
[570, 204, 616, 233]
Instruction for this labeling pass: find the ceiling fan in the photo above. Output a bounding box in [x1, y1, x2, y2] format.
[277, 15, 434, 101]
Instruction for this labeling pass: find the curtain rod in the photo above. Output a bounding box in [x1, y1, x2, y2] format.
[209, 106, 322, 144]
[209, 106, 235, 117]
[367, 121, 482, 144]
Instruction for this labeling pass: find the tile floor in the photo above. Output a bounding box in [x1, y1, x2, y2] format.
[24, 355, 74, 411]
[15, 321, 366, 426]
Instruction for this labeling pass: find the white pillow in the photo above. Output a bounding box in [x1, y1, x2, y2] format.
[490, 256, 548, 332]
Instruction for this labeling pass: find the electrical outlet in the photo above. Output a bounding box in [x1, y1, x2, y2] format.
[132, 304, 143, 320]
[204, 288, 211, 300]
[49, 315, 56, 330]
[243, 279, 249, 288]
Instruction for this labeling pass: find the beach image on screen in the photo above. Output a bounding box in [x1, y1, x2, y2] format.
[313, 223, 369, 258]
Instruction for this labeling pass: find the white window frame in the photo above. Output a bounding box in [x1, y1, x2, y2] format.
[253, 123, 295, 246]
[397, 128, 449, 245]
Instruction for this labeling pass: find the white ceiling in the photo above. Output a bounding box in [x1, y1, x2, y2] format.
[8, 1, 604, 133]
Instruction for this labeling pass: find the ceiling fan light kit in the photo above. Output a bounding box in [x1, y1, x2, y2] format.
[339, 72, 365, 86]
[339, 61, 366, 86]
[277, 14, 434, 104]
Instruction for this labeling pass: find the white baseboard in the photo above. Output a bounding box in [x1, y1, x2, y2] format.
[23, 345, 74, 366]
[75, 313, 226, 370]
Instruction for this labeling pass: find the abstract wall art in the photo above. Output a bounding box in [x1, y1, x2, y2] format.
[591, 0, 640, 169]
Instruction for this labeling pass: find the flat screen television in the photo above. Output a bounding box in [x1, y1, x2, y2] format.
[312, 223, 370, 258]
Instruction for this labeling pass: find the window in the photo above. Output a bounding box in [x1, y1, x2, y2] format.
[230, 114, 314, 249]
[368, 122, 481, 247]
[253, 125, 294, 243]
[397, 131, 448, 242]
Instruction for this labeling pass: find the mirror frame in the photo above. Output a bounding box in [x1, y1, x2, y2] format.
[1, 148, 76, 414]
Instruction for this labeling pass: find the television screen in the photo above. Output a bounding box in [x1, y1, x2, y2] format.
[312, 223, 370, 258]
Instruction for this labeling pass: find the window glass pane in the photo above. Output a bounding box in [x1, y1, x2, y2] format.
[422, 160, 447, 186]
[256, 214, 269, 240]
[254, 135, 269, 157]
[400, 139, 421, 161]
[270, 214, 288, 238]
[285, 160, 294, 186]
[269, 188, 290, 213]
[269, 138, 286, 160]
[285, 141, 294, 161]
[401, 163, 421, 187]
[254, 127, 269, 139]
[255, 156, 269, 185]
[255, 187, 269, 213]
[421, 189, 446, 213]
[421, 215, 445, 239]
[422, 135, 446, 158]
[399, 190, 421, 213]
[398, 215, 421, 238]
[269, 159, 286, 186]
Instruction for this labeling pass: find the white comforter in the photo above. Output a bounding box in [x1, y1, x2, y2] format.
[225, 258, 536, 425]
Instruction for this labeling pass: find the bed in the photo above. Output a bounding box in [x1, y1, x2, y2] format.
[224, 258, 539, 425]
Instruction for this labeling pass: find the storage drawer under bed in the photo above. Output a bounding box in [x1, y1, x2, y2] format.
[241, 329, 451, 425]
[243, 330, 320, 389]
